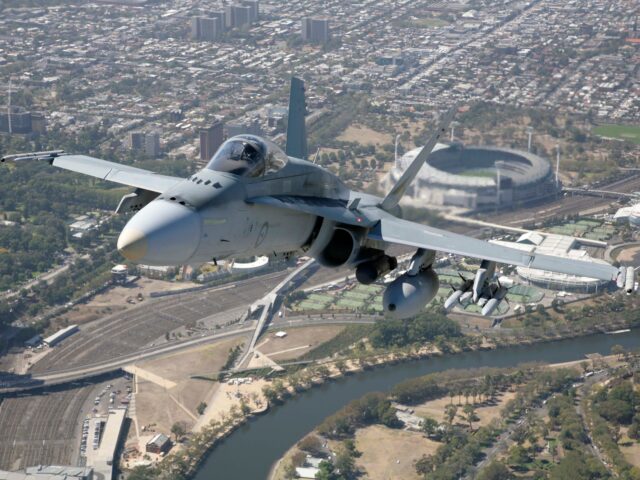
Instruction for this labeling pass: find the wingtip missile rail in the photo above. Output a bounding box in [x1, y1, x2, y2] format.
[1, 150, 66, 163]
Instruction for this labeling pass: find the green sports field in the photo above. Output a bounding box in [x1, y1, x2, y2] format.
[593, 124, 640, 145]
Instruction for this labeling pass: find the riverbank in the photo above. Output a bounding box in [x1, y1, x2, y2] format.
[268, 354, 622, 480]
[126, 324, 640, 480]
[190, 328, 640, 480]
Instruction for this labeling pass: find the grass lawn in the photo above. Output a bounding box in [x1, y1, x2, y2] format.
[593, 124, 640, 144]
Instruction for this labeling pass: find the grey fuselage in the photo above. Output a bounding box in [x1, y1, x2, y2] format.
[116, 156, 381, 266]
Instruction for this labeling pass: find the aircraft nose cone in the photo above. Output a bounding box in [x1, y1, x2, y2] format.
[117, 228, 148, 262]
[117, 200, 202, 265]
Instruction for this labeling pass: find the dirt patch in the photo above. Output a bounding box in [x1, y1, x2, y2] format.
[135, 381, 197, 436]
[59, 278, 199, 326]
[616, 245, 640, 263]
[256, 325, 346, 361]
[338, 125, 392, 145]
[133, 337, 245, 438]
[355, 425, 439, 480]
[411, 391, 516, 428]
[619, 427, 640, 468]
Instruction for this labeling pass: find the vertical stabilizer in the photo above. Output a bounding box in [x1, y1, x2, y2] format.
[380, 105, 457, 212]
[286, 77, 308, 160]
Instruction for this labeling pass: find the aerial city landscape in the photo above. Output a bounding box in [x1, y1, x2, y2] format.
[0, 0, 639, 479]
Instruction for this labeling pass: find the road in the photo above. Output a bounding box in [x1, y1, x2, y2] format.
[485, 174, 640, 228]
[1, 252, 88, 302]
[29, 327, 255, 386]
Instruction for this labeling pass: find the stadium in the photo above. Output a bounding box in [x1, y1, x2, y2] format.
[383, 142, 559, 211]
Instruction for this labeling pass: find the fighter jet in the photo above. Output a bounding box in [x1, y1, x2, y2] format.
[1, 78, 633, 319]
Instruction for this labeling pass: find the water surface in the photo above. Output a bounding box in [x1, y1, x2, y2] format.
[194, 330, 640, 479]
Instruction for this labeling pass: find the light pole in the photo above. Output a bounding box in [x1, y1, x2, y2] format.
[7, 77, 12, 135]
[555, 144, 561, 190]
[450, 121, 459, 142]
[526, 127, 534, 152]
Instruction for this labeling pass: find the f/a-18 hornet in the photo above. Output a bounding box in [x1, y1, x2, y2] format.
[2, 78, 634, 319]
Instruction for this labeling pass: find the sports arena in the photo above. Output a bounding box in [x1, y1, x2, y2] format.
[383, 142, 559, 211]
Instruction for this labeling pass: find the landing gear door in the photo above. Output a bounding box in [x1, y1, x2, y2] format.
[115, 188, 160, 214]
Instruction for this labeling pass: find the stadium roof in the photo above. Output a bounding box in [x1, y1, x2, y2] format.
[394, 143, 551, 188]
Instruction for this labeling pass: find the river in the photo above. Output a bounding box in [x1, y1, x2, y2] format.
[193, 329, 640, 480]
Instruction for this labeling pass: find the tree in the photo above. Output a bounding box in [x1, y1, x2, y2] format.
[477, 461, 513, 480]
[196, 402, 207, 416]
[445, 404, 458, 426]
[343, 438, 361, 457]
[508, 445, 530, 467]
[462, 404, 479, 430]
[240, 400, 251, 416]
[171, 422, 186, 441]
[415, 454, 436, 475]
[334, 445, 356, 478]
[298, 434, 323, 456]
[315, 460, 337, 480]
[422, 417, 440, 437]
[549, 441, 558, 462]
[611, 344, 626, 360]
[580, 361, 590, 374]
[284, 461, 297, 480]
[127, 465, 159, 480]
[628, 417, 640, 440]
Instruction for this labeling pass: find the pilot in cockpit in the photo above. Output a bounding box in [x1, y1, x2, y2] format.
[206, 135, 287, 177]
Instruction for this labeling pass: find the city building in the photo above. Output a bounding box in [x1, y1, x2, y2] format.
[129, 131, 160, 157]
[145, 433, 171, 454]
[491, 232, 613, 293]
[613, 203, 640, 226]
[92, 408, 127, 480]
[43, 325, 79, 347]
[128, 131, 145, 150]
[137, 264, 177, 279]
[191, 14, 225, 41]
[0, 107, 34, 134]
[111, 265, 128, 284]
[226, 4, 253, 29]
[225, 118, 262, 137]
[301, 17, 330, 44]
[24, 334, 42, 348]
[144, 132, 160, 157]
[199, 120, 224, 163]
[241, 0, 259, 22]
[30, 113, 47, 133]
[382, 143, 559, 212]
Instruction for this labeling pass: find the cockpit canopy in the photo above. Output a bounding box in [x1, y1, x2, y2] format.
[206, 135, 288, 177]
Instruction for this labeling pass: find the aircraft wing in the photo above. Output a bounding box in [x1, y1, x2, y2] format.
[369, 215, 623, 282]
[248, 195, 378, 227]
[2, 151, 182, 193]
[51, 155, 182, 192]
